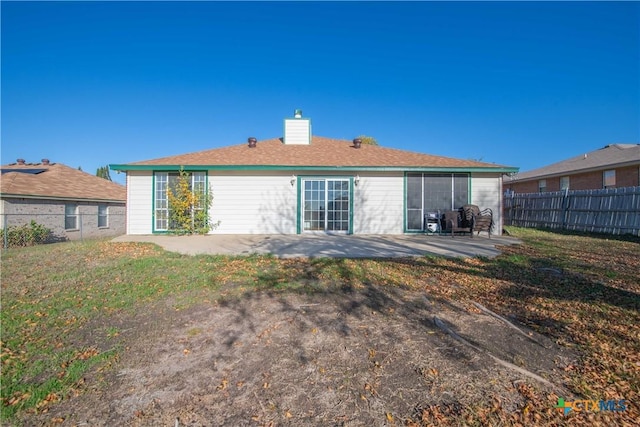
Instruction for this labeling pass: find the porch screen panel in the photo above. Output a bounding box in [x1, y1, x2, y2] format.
[405, 173, 470, 231]
[424, 174, 452, 212]
[406, 174, 423, 230]
[453, 174, 469, 209]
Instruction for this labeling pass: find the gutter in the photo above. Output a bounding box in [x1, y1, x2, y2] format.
[110, 164, 519, 174]
[0, 194, 126, 204]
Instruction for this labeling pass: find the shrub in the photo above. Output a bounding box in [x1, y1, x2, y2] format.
[167, 168, 219, 235]
[1, 220, 53, 248]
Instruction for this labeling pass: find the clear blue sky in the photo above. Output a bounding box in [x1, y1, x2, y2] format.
[2, 1, 639, 185]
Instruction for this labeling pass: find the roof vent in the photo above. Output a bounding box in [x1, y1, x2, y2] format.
[248, 137, 257, 148]
[353, 138, 362, 149]
[41, 159, 50, 165]
[17, 158, 26, 165]
[284, 109, 311, 145]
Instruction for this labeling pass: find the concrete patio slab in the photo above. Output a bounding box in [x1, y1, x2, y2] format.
[112, 233, 521, 259]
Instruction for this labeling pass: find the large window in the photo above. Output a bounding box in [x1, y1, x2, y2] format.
[65, 204, 78, 230]
[98, 205, 108, 228]
[406, 173, 469, 231]
[154, 171, 207, 231]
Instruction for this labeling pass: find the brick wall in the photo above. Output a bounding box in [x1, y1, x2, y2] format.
[1, 198, 126, 241]
[504, 166, 640, 194]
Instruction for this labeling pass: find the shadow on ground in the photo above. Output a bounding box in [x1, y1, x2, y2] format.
[25, 281, 576, 427]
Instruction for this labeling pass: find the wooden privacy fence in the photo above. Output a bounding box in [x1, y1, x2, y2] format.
[504, 186, 640, 236]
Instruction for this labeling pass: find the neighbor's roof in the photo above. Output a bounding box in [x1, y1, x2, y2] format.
[507, 144, 640, 182]
[111, 136, 517, 172]
[1, 161, 126, 202]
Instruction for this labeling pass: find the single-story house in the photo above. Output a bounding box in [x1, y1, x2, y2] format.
[504, 144, 640, 194]
[110, 112, 518, 236]
[1, 159, 126, 240]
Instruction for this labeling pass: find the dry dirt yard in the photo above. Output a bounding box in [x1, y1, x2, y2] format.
[25, 282, 575, 426]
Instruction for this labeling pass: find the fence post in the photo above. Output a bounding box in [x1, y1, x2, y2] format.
[2, 216, 7, 250]
[561, 188, 569, 230]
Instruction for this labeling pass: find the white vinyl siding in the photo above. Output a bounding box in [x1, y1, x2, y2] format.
[470, 173, 503, 235]
[209, 173, 297, 234]
[126, 171, 153, 234]
[124, 169, 503, 236]
[353, 173, 404, 234]
[283, 118, 311, 145]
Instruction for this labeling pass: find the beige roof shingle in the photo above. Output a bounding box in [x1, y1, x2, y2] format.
[1, 162, 126, 202]
[119, 136, 514, 170]
[509, 144, 640, 181]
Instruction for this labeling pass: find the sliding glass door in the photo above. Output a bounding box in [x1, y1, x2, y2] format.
[302, 178, 350, 232]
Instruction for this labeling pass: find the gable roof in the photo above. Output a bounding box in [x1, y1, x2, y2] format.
[1, 161, 126, 202]
[111, 136, 517, 173]
[508, 144, 640, 182]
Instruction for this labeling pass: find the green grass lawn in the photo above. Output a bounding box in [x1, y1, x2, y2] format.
[1, 228, 639, 425]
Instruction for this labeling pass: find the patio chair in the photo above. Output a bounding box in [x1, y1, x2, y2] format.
[468, 205, 494, 238]
[441, 209, 473, 237]
[441, 205, 494, 238]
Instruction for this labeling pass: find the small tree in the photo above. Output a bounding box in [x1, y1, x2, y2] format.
[355, 135, 379, 146]
[166, 168, 215, 234]
[96, 166, 112, 181]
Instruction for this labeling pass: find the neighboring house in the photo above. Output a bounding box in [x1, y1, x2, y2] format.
[1, 159, 126, 240]
[504, 144, 640, 194]
[110, 112, 518, 236]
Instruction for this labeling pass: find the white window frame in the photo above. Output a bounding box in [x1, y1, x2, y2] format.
[538, 179, 547, 193]
[603, 170, 616, 188]
[98, 204, 108, 228]
[65, 204, 78, 230]
[301, 178, 350, 233]
[560, 176, 570, 191]
[154, 171, 207, 232]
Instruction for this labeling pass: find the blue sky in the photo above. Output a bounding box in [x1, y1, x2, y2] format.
[2, 1, 639, 186]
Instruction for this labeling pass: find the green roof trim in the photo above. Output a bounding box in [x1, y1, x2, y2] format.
[109, 164, 519, 173]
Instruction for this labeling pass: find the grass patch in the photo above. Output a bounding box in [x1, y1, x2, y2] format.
[2, 230, 639, 425]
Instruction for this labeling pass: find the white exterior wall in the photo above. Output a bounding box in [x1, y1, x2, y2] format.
[283, 119, 311, 145]
[124, 169, 503, 236]
[471, 173, 504, 235]
[353, 173, 404, 234]
[209, 172, 297, 234]
[126, 171, 153, 234]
